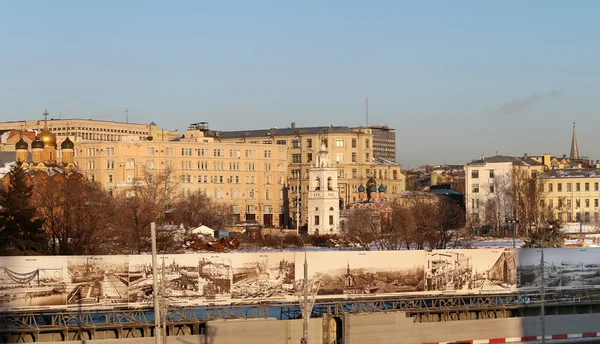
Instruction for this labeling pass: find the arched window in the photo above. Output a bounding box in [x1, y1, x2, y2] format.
[315, 177, 321, 190]
[327, 177, 333, 190]
[125, 158, 135, 170]
[329, 207, 334, 211]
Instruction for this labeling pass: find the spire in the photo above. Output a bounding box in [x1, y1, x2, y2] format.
[570, 122, 579, 160]
[43, 109, 49, 129]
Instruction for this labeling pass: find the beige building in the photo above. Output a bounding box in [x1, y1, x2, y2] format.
[0, 111, 179, 151]
[74, 126, 289, 227]
[539, 169, 600, 225]
[215, 123, 405, 227]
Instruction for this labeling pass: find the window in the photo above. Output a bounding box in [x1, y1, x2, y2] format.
[558, 183, 562, 192]
[352, 169, 357, 178]
[471, 170, 479, 179]
[596, 182, 599, 192]
[335, 138, 344, 147]
[338, 169, 344, 178]
[181, 148, 192, 156]
[306, 153, 313, 162]
[489, 185, 495, 193]
[265, 163, 271, 171]
[365, 153, 370, 162]
[335, 153, 344, 163]
[106, 160, 115, 169]
[576, 183, 581, 192]
[585, 199, 590, 208]
[146, 147, 155, 155]
[106, 147, 115, 156]
[567, 199, 572, 208]
[548, 183, 553, 192]
[231, 205, 240, 214]
[292, 139, 301, 148]
[489, 170, 494, 178]
[576, 199, 580, 208]
[352, 138, 357, 148]
[585, 212, 590, 222]
[264, 150, 272, 158]
[266, 189, 271, 200]
[532, 170, 538, 178]
[276, 139, 287, 145]
[306, 139, 312, 148]
[585, 183, 590, 191]
[314, 215, 320, 225]
[558, 199, 563, 208]
[292, 154, 301, 163]
[365, 139, 370, 148]
[596, 199, 599, 208]
[352, 152, 357, 162]
[472, 183, 479, 193]
[108, 175, 113, 183]
[548, 199, 553, 208]
[567, 183, 572, 192]
[329, 215, 334, 225]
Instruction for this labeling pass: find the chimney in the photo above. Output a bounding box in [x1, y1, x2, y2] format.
[480, 154, 485, 162]
[291, 122, 296, 130]
[524, 153, 528, 159]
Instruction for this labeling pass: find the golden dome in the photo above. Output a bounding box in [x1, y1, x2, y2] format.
[38, 127, 56, 147]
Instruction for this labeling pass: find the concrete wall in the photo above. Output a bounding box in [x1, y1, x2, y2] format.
[39, 318, 323, 344]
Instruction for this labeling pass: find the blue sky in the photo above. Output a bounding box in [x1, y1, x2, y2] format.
[1, 1, 599, 168]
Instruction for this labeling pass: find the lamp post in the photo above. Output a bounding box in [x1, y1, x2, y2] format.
[297, 235, 308, 342]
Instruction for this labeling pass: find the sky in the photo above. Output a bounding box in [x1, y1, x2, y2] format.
[1, 1, 599, 168]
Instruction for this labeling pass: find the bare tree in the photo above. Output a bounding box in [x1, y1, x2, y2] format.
[171, 191, 233, 230]
[112, 167, 178, 254]
[33, 174, 113, 255]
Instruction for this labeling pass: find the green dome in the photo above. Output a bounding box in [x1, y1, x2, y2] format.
[358, 184, 365, 192]
[15, 138, 28, 150]
[61, 137, 74, 149]
[378, 184, 386, 193]
[31, 136, 44, 149]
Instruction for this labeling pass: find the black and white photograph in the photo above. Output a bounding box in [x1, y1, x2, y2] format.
[302, 251, 426, 297]
[424, 249, 516, 293]
[517, 248, 600, 290]
[67, 256, 129, 306]
[0, 256, 67, 309]
[230, 252, 295, 302]
[198, 254, 233, 301]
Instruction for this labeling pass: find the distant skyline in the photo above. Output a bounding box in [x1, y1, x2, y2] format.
[1, 1, 599, 168]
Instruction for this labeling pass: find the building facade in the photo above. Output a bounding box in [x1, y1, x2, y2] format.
[0, 111, 179, 150]
[363, 125, 396, 162]
[215, 123, 405, 228]
[539, 169, 600, 225]
[74, 128, 289, 227]
[464, 155, 545, 226]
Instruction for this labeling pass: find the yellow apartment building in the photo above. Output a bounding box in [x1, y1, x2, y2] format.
[215, 123, 405, 227]
[540, 169, 600, 225]
[74, 128, 289, 228]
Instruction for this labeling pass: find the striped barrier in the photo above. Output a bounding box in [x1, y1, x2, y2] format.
[423, 331, 600, 343]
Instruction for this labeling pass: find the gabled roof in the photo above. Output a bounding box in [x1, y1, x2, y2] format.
[542, 168, 600, 179]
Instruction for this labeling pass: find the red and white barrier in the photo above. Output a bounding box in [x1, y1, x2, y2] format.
[423, 331, 600, 343]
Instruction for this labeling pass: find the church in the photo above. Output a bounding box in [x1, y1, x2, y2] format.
[13, 110, 77, 172]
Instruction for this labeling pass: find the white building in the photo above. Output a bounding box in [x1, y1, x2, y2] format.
[464, 155, 544, 226]
[307, 143, 340, 235]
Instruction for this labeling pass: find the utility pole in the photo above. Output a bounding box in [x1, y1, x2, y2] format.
[151, 222, 161, 344]
[540, 248, 546, 343]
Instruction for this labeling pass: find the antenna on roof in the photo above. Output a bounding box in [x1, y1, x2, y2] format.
[125, 108, 129, 123]
[60, 110, 62, 120]
[365, 97, 369, 127]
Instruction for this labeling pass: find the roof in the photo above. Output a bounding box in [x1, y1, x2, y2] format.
[542, 168, 600, 179]
[467, 155, 544, 167]
[373, 157, 401, 166]
[216, 125, 356, 139]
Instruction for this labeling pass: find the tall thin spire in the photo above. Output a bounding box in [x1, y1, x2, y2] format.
[570, 122, 579, 160]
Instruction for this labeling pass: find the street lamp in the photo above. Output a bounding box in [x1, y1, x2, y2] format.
[508, 219, 518, 248]
[296, 235, 309, 342]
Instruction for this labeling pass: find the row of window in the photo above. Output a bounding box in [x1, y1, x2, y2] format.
[291, 152, 368, 164]
[547, 182, 599, 193]
[314, 215, 336, 226]
[286, 138, 369, 149]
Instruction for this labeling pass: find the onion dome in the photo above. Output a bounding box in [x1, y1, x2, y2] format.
[368, 183, 377, 193]
[378, 184, 386, 193]
[358, 184, 366, 193]
[61, 137, 74, 149]
[15, 138, 28, 150]
[31, 136, 44, 149]
[38, 127, 57, 147]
